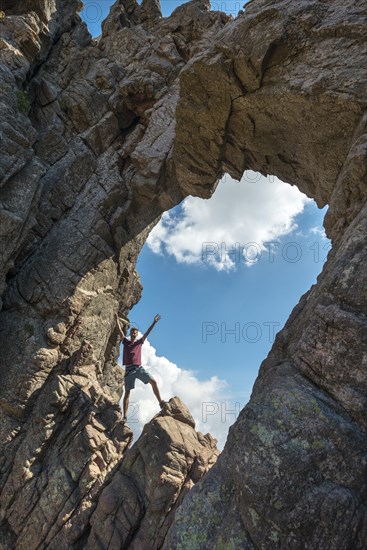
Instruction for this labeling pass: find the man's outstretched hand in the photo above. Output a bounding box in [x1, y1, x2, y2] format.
[115, 312, 128, 333]
[141, 314, 161, 341]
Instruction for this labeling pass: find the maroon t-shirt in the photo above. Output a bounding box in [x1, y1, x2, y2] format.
[123, 337, 144, 366]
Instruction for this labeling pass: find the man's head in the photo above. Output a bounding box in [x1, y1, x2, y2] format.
[130, 327, 139, 340]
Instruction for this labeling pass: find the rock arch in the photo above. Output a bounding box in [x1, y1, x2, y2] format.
[0, 0, 366, 547]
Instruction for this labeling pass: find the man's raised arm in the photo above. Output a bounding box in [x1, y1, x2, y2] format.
[142, 314, 161, 342]
[115, 313, 126, 340]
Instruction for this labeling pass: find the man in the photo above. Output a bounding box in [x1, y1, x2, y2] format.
[115, 313, 166, 422]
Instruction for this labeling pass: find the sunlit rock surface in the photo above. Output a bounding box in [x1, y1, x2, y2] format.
[87, 397, 218, 550]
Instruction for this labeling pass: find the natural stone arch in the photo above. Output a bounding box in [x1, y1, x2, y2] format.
[0, 0, 366, 547]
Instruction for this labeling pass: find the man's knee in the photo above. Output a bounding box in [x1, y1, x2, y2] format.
[149, 378, 157, 386]
[124, 389, 131, 398]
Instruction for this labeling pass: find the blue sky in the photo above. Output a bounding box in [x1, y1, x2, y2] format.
[130, 175, 329, 447]
[135, 202, 328, 391]
[80, 2, 330, 448]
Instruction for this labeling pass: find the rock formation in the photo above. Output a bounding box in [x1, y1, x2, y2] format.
[87, 398, 218, 550]
[0, 0, 366, 548]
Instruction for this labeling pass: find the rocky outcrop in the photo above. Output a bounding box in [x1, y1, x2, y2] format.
[0, 1, 225, 547]
[87, 398, 218, 550]
[0, 369, 132, 550]
[0, 394, 217, 550]
[0, 0, 366, 548]
[164, 2, 367, 547]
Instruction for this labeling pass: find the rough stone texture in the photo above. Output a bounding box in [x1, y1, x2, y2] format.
[163, 2, 367, 547]
[0, 1, 224, 547]
[0, 0, 366, 548]
[87, 397, 219, 550]
[0, 368, 133, 550]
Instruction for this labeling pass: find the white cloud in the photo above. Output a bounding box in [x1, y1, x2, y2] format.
[147, 171, 312, 271]
[119, 337, 248, 450]
[309, 225, 327, 239]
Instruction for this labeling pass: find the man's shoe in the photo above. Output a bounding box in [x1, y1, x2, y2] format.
[122, 416, 127, 423]
[159, 400, 167, 408]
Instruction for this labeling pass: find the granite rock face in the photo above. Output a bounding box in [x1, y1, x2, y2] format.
[0, 0, 366, 548]
[0, 1, 224, 547]
[164, 2, 367, 547]
[87, 397, 219, 550]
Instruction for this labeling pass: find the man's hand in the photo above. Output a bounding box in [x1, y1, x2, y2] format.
[115, 313, 126, 339]
[115, 312, 128, 326]
[142, 314, 161, 342]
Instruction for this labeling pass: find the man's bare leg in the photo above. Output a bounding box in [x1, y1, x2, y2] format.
[149, 379, 165, 406]
[123, 389, 130, 419]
